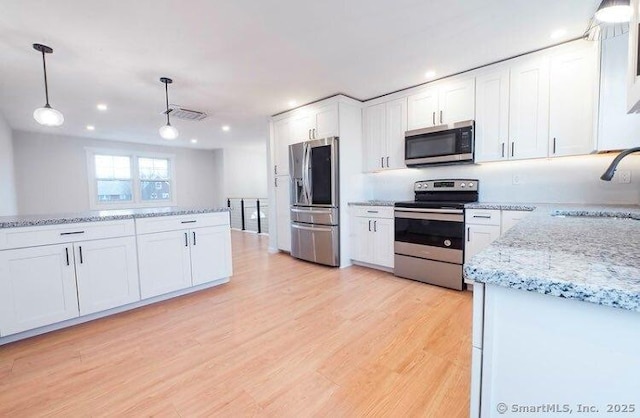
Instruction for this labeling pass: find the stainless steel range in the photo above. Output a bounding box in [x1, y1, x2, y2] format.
[394, 179, 479, 290]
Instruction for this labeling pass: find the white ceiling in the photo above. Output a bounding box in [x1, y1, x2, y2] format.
[0, 0, 600, 150]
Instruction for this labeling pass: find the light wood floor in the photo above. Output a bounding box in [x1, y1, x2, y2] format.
[0, 231, 472, 417]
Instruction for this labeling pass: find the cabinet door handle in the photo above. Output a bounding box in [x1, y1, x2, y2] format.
[184, 232, 189, 247]
[367, 210, 379, 214]
[432, 112, 436, 126]
[275, 177, 278, 188]
[386, 156, 389, 167]
[473, 215, 492, 219]
[193, 231, 197, 246]
[368, 220, 372, 232]
[440, 110, 443, 124]
[65, 247, 70, 266]
[467, 227, 471, 242]
[511, 142, 515, 157]
[374, 220, 377, 232]
[553, 137, 557, 154]
[274, 165, 277, 175]
[381, 157, 384, 168]
[79, 246, 83, 264]
[60, 231, 85, 236]
[181, 220, 197, 224]
[501, 142, 505, 158]
[313, 129, 316, 139]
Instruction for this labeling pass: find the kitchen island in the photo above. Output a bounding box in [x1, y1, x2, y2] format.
[0, 207, 232, 345]
[464, 204, 640, 417]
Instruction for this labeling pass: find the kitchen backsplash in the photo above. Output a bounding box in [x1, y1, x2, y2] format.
[365, 154, 640, 205]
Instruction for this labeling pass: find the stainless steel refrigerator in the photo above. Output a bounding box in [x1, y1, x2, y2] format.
[289, 137, 340, 267]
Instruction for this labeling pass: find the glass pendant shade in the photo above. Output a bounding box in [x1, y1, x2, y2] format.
[595, 0, 633, 23]
[33, 105, 64, 127]
[159, 123, 179, 140]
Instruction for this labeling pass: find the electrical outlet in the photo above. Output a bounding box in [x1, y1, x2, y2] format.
[617, 170, 632, 184]
[512, 174, 523, 185]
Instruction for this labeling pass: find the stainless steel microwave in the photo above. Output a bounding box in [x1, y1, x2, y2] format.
[404, 120, 474, 167]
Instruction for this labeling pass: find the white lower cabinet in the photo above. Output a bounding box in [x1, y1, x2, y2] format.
[190, 226, 233, 286]
[0, 244, 79, 336]
[137, 230, 193, 299]
[75, 237, 140, 316]
[350, 207, 394, 269]
[465, 224, 501, 263]
[275, 175, 291, 252]
[465, 209, 531, 265]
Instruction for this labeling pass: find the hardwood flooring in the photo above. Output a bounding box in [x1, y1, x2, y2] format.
[0, 231, 472, 417]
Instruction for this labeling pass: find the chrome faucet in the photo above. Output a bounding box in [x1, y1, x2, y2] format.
[600, 147, 640, 181]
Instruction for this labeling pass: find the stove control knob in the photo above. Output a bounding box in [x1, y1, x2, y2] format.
[444, 239, 452, 247]
[468, 182, 474, 187]
[423, 183, 428, 188]
[416, 184, 422, 189]
[460, 183, 466, 188]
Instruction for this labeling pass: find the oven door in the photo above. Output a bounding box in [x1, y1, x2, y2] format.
[404, 121, 474, 166]
[394, 209, 464, 264]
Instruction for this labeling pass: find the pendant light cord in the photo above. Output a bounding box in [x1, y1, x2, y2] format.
[164, 81, 170, 125]
[41, 50, 50, 107]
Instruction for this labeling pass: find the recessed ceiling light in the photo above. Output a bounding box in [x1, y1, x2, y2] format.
[288, 100, 297, 107]
[96, 103, 108, 111]
[86, 125, 95, 131]
[424, 70, 437, 79]
[190, 138, 198, 144]
[222, 125, 230, 132]
[550, 29, 567, 39]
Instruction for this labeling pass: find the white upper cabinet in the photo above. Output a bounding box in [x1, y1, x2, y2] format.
[314, 104, 339, 139]
[407, 86, 439, 130]
[288, 103, 339, 143]
[362, 98, 407, 172]
[407, 78, 475, 130]
[508, 56, 550, 160]
[475, 68, 510, 162]
[438, 78, 475, 124]
[363, 103, 386, 172]
[290, 113, 315, 143]
[549, 42, 598, 157]
[273, 118, 292, 176]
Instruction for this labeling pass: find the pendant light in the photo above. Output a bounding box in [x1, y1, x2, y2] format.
[158, 77, 178, 140]
[584, 0, 632, 41]
[32, 43, 64, 127]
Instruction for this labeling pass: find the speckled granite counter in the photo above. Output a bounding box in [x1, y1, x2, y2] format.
[465, 202, 537, 211]
[0, 207, 230, 229]
[348, 201, 396, 207]
[464, 204, 640, 312]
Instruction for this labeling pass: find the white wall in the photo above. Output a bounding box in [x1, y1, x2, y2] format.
[0, 113, 17, 216]
[223, 144, 268, 199]
[366, 154, 640, 205]
[13, 130, 225, 215]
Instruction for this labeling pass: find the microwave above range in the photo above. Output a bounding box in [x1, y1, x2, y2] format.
[404, 120, 475, 167]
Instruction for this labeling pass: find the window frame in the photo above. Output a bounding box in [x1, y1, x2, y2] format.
[86, 148, 177, 210]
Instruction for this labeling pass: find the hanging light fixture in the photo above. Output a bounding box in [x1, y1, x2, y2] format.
[158, 77, 178, 140]
[585, 0, 633, 41]
[32, 43, 64, 127]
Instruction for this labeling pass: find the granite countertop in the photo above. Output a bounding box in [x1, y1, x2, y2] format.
[348, 200, 397, 207]
[465, 202, 537, 211]
[0, 207, 230, 229]
[464, 204, 640, 312]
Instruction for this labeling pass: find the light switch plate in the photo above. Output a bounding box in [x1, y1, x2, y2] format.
[618, 170, 632, 184]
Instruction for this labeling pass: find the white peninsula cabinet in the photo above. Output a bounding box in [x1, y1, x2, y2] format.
[0, 220, 139, 336]
[350, 206, 394, 270]
[136, 212, 232, 299]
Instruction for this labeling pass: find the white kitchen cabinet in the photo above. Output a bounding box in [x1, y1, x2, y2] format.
[549, 42, 598, 157]
[0, 244, 79, 336]
[465, 224, 501, 264]
[363, 98, 407, 172]
[137, 215, 232, 299]
[290, 113, 315, 142]
[314, 104, 339, 139]
[407, 78, 475, 130]
[289, 104, 339, 143]
[501, 210, 529, 235]
[75, 237, 140, 316]
[137, 230, 193, 299]
[275, 175, 291, 252]
[407, 86, 439, 130]
[273, 118, 292, 176]
[350, 206, 394, 269]
[191, 226, 233, 286]
[508, 56, 550, 160]
[475, 68, 510, 162]
[627, 0, 640, 113]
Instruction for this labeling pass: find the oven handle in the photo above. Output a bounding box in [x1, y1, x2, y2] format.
[291, 223, 335, 233]
[395, 211, 463, 222]
[394, 208, 463, 214]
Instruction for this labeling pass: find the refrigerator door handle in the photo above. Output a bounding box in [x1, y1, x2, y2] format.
[303, 142, 312, 205]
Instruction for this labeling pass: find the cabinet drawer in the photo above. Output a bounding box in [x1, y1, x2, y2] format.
[352, 206, 394, 219]
[0, 220, 135, 251]
[135, 213, 230, 235]
[465, 209, 500, 226]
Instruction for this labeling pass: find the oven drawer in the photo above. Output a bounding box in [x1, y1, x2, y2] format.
[465, 209, 500, 226]
[352, 206, 393, 219]
[394, 254, 463, 290]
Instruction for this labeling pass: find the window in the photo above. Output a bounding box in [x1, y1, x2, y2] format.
[87, 149, 176, 209]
